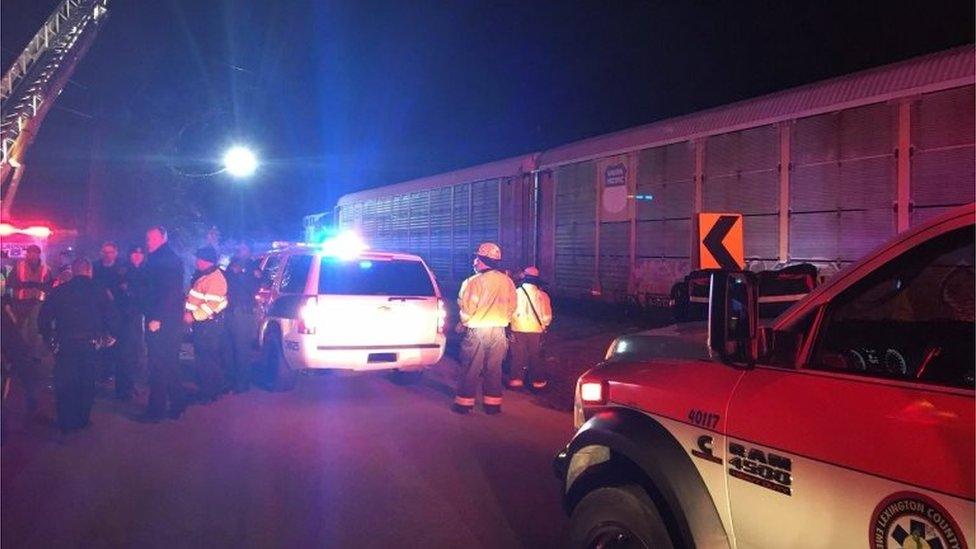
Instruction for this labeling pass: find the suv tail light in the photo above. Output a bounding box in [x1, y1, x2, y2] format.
[298, 296, 319, 334]
[436, 299, 448, 334]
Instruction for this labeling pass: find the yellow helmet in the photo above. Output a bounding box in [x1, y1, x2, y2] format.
[475, 242, 502, 261]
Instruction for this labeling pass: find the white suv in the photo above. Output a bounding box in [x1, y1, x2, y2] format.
[257, 242, 447, 390]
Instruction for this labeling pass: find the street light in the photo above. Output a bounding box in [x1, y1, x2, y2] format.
[222, 145, 258, 178]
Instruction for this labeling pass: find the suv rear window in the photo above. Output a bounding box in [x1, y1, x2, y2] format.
[318, 257, 435, 296]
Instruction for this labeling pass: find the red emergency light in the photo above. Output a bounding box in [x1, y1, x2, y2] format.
[0, 223, 52, 238]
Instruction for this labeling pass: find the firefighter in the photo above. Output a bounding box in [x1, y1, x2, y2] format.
[114, 246, 149, 401]
[184, 247, 228, 404]
[453, 242, 517, 415]
[38, 258, 116, 434]
[508, 266, 553, 391]
[138, 226, 187, 423]
[223, 256, 259, 393]
[7, 244, 52, 414]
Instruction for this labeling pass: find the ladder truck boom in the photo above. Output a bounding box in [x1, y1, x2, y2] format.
[0, 0, 109, 218]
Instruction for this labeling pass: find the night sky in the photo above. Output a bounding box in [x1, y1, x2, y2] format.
[2, 0, 973, 244]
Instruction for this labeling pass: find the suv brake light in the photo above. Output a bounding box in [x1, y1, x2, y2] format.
[298, 297, 319, 334]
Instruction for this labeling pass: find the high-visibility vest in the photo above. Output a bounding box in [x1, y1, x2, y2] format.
[511, 283, 553, 333]
[12, 261, 50, 301]
[185, 268, 228, 322]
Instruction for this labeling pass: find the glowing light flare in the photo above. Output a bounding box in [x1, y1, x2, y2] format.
[0, 224, 52, 238]
[320, 232, 369, 260]
[437, 299, 448, 334]
[298, 297, 320, 334]
[223, 145, 258, 178]
[580, 381, 606, 404]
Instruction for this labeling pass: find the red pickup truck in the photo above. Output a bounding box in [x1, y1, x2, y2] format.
[555, 204, 974, 549]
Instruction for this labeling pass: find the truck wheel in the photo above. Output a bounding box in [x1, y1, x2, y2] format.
[264, 330, 297, 392]
[568, 485, 674, 549]
[392, 370, 423, 385]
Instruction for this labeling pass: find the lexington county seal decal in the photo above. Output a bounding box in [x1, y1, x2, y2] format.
[871, 492, 967, 549]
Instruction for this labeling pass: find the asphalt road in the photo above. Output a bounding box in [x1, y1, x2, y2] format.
[1, 366, 573, 548]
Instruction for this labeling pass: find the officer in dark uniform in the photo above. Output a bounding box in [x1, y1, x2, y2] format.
[139, 226, 187, 423]
[115, 246, 149, 401]
[93, 241, 125, 387]
[223, 256, 260, 393]
[38, 258, 116, 433]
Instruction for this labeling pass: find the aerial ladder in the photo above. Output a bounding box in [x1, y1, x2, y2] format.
[0, 0, 109, 219]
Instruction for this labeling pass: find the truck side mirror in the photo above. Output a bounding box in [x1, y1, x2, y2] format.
[707, 271, 758, 366]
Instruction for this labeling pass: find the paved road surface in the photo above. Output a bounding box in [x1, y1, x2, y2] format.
[2, 365, 572, 548]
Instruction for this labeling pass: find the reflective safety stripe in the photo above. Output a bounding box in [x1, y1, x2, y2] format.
[508, 379, 524, 387]
[200, 304, 214, 315]
[453, 396, 475, 407]
[531, 381, 548, 388]
[185, 303, 199, 311]
[189, 289, 226, 301]
[483, 395, 503, 405]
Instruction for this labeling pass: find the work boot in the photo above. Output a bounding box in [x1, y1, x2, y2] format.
[484, 404, 502, 415]
[132, 412, 164, 424]
[451, 403, 471, 415]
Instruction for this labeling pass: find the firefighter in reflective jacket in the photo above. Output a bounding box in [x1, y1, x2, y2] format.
[8, 244, 52, 413]
[184, 247, 228, 403]
[453, 242, 517, 415]
[508, 266, 553, 390]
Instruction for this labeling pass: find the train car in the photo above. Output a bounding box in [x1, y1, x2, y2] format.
[329, 154, 540, 292]
[331, 46, 975, 305]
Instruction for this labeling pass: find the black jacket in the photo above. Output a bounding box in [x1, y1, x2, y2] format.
[119, 263, 150, 316]
[225, 267, 261, 312]
[144, 244, 185, 323]
[38, 276, 116, 343]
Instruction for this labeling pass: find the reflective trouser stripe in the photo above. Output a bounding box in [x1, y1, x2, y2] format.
[454, 396, 475, 407]
[483, 396, 502, 405]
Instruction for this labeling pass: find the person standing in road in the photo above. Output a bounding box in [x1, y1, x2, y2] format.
[453, 242, 517, 415]
[93, 241, 125, 385]
[7, 244, 52, 416]
[184, 247, 228, 404]
[508, 266, 553, 391]
[138, 226, 187, 423]
[38, 258, 116, 434]
[223, 256, 259, 393]
[114, 246, 149, 401]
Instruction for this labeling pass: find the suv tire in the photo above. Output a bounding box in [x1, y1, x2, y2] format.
[568, 485, 674, 549]
[264, 329, 297, 392]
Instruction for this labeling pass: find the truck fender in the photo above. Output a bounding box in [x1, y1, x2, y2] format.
[562, 407, 730, 549]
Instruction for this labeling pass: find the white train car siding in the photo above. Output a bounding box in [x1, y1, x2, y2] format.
[334, 47, 975, 302]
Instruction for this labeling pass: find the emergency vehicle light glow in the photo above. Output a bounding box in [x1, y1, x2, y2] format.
[580, 382, 606, 404]
[320, 232, 369, 260]
[0, 223, 52, 238]
[298, 297, 320, 334]
[437, 299, 447, 334]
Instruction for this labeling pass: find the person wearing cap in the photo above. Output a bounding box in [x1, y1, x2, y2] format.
[508, 266, 553, 391]
[184, 246, 228, 404]
[138, 226, 187, 423]
[7, 243, 52, 415]
[223, 255, 260, 393]
[114, 245, 149, 401]
[453, 242, 517, 415]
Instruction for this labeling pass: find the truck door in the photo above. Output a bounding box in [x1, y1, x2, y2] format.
[726, 225, 974, 548]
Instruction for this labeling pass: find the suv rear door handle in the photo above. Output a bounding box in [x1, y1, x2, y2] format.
[387, 296, 427, 302]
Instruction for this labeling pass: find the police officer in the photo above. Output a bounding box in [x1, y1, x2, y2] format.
[508, 266, 553, 391]
[115, 246, 149, 401]
[7, 244, 52, 415]
[138, 226, 187, 423]
[223, 256, 259, 393]
[184, 247, 228, 403]
[453, 242, 517, 415]
[38, 258, 116, 433]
